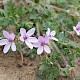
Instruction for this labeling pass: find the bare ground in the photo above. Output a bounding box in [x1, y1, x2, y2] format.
[0, 53, 39, 80]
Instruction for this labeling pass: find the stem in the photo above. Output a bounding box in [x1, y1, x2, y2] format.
[52, 41, 60, 53]
[48, 42, 61, 68]
[19, 51, 23, 65]
[48, 5, 80, 19]
[39, 55, 43, 61]
[36, 22, 40, 36]
[51, 41, 70, 67]
[40, 2, 80, 19]
[18, 41, 24, 65]
[46, 53, 48, 61]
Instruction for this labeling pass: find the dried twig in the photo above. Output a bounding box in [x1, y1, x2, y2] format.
[49, 5, 80, 19]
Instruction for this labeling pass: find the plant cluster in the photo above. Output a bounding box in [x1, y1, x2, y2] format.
[0, 0, 80, 80]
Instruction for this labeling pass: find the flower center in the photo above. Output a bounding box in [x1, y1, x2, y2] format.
[8, 39, 14, 42]
[49, 35, 51, 37]
[76, 27, 80, 31]
[41, 42, 45, 46]
[23, 36, 28, 40]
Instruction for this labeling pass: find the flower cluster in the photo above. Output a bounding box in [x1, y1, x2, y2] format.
[0, 28, 58, 55]
[0, 21, 80, 55]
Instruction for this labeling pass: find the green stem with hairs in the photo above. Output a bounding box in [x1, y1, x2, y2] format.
[51, 41, 70, 67]
[36, 22, 40, 36]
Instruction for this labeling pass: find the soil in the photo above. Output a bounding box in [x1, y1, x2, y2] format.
[0, 53, 73, 80]
[0, 53, 39, 80]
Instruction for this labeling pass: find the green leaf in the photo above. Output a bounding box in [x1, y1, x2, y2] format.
[35, 0, 40, 3]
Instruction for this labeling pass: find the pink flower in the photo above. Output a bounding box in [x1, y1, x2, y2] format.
[0, 30, 16, 53]
[73, 22, 80, 35]
[19, 28, 38, 49]
[33, 36, 51, 55]
[46, 28, 58, 41]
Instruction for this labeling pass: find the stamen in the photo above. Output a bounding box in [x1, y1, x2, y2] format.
[76, 27, 80, 31]
[8, 39, 13, 42]
[41, 43, 45, 46]
[23, 36, 28, 40]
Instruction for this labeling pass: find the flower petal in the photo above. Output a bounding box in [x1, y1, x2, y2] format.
[3, 43, 11, 53]
[10, 33, 15, 40]
[76, 31, 80, 36]
[26, 28, 35, 36]
[73, 26, 77, 32]
[37, 46, 43, 55]
[44, 36, 50, 43]
[46, 28, 50, 36]
[33, 42, 40, 48]
[28, 37, 38, 43]
[11, 42, 16, 51]
[0, 39, 8, 45]
[25, 40, 33, 49]
[51, 37, 58, 41]
[44, 45, 51, 54]
[50, 31, 56, 36]
[38, 36, 44, 43]
[20, 28, 26, 36]
[76, 22, 80, 28]
[19, 36, 24, 42]
[73, 26, 80, 35]
[3, 30, 10, 39]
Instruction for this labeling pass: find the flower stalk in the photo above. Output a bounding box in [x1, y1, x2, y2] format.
[51, 41, 70, 68]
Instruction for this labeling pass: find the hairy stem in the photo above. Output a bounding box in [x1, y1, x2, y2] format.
[36, 22, 40, 36]
[19, 51, 23, 65]
[51, 41, 70, 67]
[40, 2, 80, 19]
[48, 5, 80, 19]
[18, 41, 24, 66]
